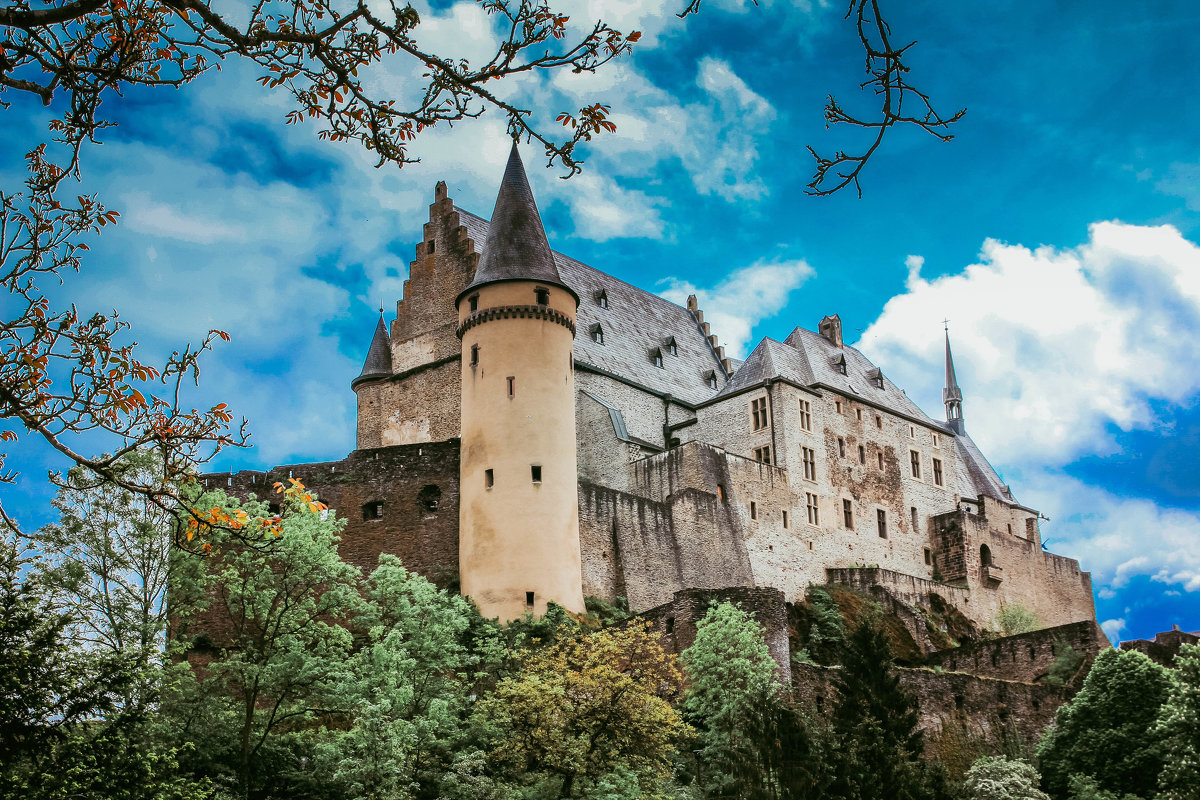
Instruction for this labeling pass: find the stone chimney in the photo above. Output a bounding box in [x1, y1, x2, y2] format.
[819, 314, 843, 347]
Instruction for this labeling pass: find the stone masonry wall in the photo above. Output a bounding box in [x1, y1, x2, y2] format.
[925, 620, 1108, 683]
[203, 441, 461, 589]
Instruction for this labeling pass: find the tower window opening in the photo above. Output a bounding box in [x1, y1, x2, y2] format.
[843, 499, 854, 529]
[877, 508, 888, 539]
[469, 294, 479, 313]
[507, 376, 515, 397]
[526, 591, 535, 607]
[485, 469, 494, 489]
[535, 287, 550, 306]
[531, 465, 542, 483]
[470, 344, 479, 366]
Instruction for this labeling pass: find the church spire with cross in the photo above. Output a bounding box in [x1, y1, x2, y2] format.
[942, 321, 965, 433]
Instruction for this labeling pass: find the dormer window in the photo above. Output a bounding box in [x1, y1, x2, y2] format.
[868, 368, 885, 389]
[832, 354, 847, 375]
[595, 289, 608, 309]
[590, 324, 604, 345]
[535, 287, 550, 306]
[665, 336, 677, 356]
[705, 370, 718, 389]
[652, 348, 664, 368]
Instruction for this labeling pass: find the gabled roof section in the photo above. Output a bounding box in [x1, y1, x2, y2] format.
[783, 326, 942, 426]
[716, 338, 816, 397]
[458, 144, 575, 303]
[351, 313, 393, 390]
[953, 431, 1015, 503]
[456, 207, 729, 405]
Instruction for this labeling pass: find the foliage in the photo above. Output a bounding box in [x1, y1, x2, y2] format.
[476, 620, 685, 798]
[314, 554, 477, 800]
[800, 585, 847, 665]
[1040, 640, 1085, 688]
[958, 757, 1048, 800]
[167, 484, 363, 798]
[1154, 643, 1200, 800]
[584, 595, 631, 626]
[1036, 648, 1171, 799]
[826, 615, 936, 800]
[1063, 775, 1139, 800]
[995, 604, 1040, 637]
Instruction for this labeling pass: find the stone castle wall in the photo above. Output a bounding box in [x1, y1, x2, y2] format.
[925, 619, 1108, 684]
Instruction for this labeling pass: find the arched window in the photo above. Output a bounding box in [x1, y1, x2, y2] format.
[980, 543, 993, 567]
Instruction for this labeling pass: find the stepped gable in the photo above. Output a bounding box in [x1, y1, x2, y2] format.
[351, 313, 393, 389]
[458, 143, 574, 302]
[455, 208, 728, 406]
[716, 337, 816, 397]
[784, 326, 944, 426]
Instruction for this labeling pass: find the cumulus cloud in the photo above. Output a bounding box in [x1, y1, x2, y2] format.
[658, 257, 813, 358]
[856, 221, 1200, 596]
[1100, 618, 1126, 643]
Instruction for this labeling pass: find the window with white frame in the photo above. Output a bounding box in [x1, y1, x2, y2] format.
[802, 446, 816, 480]
[806, 493, 820, 525]
[751, 397, 769, 430]
[799, 399, 812, 432]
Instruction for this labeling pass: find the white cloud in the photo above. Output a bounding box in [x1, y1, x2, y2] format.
[859, 221, 1200, 467]
[658, 257, 813, 357]
[1100, 618, 1126, 644]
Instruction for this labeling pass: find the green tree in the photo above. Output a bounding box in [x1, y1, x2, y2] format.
[801, 585, 847, 665]
[826, 617, 934, 800]
[476, 619, 685, 799]
[314, 554, 477, 800]
[959, 757, 1048, 800]
[1155, 643, 1200, 800]
[994, 604, 1040, 637]
[167, 482, 363, 799]
[1036, 648, 1171, 800]
[681, 601, 820, 799]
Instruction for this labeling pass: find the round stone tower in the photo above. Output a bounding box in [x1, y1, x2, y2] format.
[455, 144, 584, 621]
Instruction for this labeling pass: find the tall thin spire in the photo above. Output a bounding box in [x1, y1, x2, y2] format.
[351, 311, 393, 390]
[942, 322, 964, 432]
[457, 142, 577, 304]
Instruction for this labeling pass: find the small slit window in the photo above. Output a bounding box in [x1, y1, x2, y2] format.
[843, 499, 854, 529]
[470, 344, 479, 366]
[782, 510, 789, 529]
[716, 483, 726, 501]
[750, 501, 757, 520]
[877, 508, 888, 539]
[535, 287, 550, 306]
[858, 444, 866, 464]
[485, 469, 494, 489]
[507, 376, 515, 397]
[531, 465, 542, 483]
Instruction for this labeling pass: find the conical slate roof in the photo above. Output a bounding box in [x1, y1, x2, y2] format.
[943, 329, 963, 404]
[351, 313, 393, 390]
[457, 143, 577, 304]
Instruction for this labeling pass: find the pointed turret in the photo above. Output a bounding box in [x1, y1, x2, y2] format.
[457, 143, 578, 304]
[942, 326, 964, 433]
[351, 312, 393, 390]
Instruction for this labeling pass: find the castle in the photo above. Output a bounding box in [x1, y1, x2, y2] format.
[213, 144, 1098, 641]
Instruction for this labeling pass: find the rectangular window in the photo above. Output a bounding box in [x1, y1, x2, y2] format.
[877, 451, 884, 469]
[858, 444, 866, 464]
[932, 432, 941, 447]
[910, 425, 916, 438]
[875, 414, 883, 429]
[531, 465, 542, 483]
[782, 510, 789, 529]
[910, 450, 922, 479]
[806, 493, 820, 525]
[470, 344, 479, 366]
[933, 458, 943, 486]
[506, 376, 515, 397]
[911, 506, 918, 531]
[753, 446, 771, 465]
[838, 437, 845, 457]
[836, 400, 843, 414]
[799, 399, 812, 432]
[802, 447, 816, 480]
[843, 499, 854, 529]
[856, 409, 863, 421]
[485, 469, 494, 488]
[526, 591, 535, 606]
[535, 287, 550, 306]
[878, 508, 888, 539]
[751, 397, 769, 430]
[924, 547, 932, 566]
[469, 294, 479, 312]
[750, 501, 758, 520]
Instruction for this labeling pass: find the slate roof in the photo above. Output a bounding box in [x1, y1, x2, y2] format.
[458, 208, 730, 406]
[717, 338, 815, 395]
[953, 432, 1013, 502]
[351, 314, 393, 389]
[459, 144, 573, 302]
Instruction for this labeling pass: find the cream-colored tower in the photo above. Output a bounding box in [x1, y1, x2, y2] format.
[455, 144, 585, 621]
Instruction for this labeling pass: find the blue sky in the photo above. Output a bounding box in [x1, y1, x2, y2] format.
[4, 0, 1199, 643]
